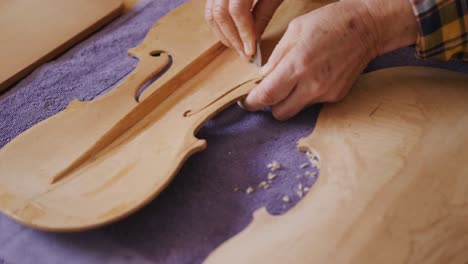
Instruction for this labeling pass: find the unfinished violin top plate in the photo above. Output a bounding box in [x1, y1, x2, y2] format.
[0, 0, 331, 231]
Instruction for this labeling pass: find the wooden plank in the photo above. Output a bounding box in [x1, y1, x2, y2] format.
[0, 0, 123, 91]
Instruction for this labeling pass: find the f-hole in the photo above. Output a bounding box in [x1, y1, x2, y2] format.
[135, 51, 173, 102]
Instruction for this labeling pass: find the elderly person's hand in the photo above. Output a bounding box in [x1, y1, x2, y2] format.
[205, 0, 284, 60]
[206, 0, 418, 120]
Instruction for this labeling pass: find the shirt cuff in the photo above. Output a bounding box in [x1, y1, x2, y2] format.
[408, 0, 468, 61]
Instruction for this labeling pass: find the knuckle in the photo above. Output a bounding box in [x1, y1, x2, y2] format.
[228, 2, 243, 18]
[288, 50, 312, 79]
[288, 18, 303, 32]
[290, 60, 307, 78]
[306, 84, 325, 100]
[205, 8, 215, 23]
[213, 5, 229, 23]
[257, 88, 278, 106]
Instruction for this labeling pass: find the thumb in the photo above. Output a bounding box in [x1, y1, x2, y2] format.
[253, 0, 284, 37]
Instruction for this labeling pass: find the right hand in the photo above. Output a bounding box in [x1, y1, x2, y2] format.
[205, 0, 284, 60]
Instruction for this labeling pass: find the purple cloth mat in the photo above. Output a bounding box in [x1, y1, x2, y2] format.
[0, 0, 467, 263]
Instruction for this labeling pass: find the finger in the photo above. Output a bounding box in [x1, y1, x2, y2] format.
[205, 0, 232, 47]
[229, 0, 256, 57]
[213, 0, 246, 58]
[259, 25, 294, 76]
[271, 83, 316, 121]
[243, 55, 298, 111]
[253, 0, 284, 37]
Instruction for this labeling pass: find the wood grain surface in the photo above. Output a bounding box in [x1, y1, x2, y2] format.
[0, 0, 332, 231]
[0, 0, 123, 91]
[205, 66, 468, 264]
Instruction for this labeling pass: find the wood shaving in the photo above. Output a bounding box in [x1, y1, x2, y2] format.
[267, 172, 277, 180]
[304, 187, 310, 192]
[305, 171, 317, 178]
[258, 181, 268, 188]
[245, 186, 254, 194]
[267, 160, 281, 171]
[296, 174, 302, 179]
[299, 162, 309, 169]
[306, 151, 318, 160]
[306, 152, 320, 169]
[233, 187, 239, 192]
[297, 190, 303, 198]
[282, 195, 290, 203]
[298, 183, 303, 191]
[311, 159, 320, 169]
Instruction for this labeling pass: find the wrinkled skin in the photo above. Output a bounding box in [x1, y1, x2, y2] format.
[205, 0, 418, 120]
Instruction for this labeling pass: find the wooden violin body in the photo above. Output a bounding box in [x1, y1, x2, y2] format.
[0, 0, 330, 231]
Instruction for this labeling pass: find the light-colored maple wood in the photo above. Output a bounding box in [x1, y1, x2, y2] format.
[0, 0, 331, 231]
[0, 0, 124, 91]
[205, 67, 468, 264]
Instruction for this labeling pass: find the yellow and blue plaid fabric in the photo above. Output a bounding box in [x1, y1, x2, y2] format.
[409, 0, 468, 61]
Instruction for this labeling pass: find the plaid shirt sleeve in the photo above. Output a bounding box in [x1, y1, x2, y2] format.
[409, 0, 468, 61]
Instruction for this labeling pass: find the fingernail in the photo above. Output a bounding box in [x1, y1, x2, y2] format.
[244, 41, 252, 56]
[259, 66, 267, 75]
[237, 100, 246, 110]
